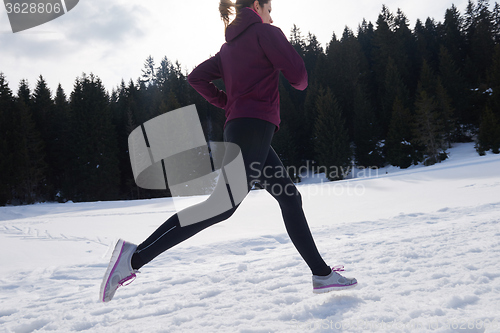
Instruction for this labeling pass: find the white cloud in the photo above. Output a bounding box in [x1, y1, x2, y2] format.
[58, 1, 149, 44]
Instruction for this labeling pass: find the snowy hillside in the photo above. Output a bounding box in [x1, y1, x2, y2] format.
[0, 142, 499, 333]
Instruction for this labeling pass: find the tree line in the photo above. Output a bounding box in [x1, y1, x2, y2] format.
[1, 0, 500, 205]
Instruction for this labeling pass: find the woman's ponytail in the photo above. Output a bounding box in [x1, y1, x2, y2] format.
[219, 0, 269, 29]
[219, 0, 235, 29]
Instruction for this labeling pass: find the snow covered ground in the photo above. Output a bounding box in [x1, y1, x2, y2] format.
[0, 142, 499, 333]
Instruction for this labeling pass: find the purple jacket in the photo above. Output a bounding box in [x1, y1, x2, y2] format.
[187, 7, 308, 130]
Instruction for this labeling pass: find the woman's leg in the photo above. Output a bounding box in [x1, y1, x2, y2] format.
[131, 118, 276, 270]
[257, 147, 331, 276]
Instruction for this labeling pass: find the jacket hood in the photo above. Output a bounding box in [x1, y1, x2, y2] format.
[225, 7, 263, 42]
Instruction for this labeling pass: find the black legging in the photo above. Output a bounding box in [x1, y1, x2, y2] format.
[131, 117, 330, 276]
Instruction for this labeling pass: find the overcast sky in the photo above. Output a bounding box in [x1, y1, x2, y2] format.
[0, 0, 470, 96]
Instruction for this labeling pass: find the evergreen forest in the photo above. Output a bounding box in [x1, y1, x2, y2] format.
[1, 1, 500, 205]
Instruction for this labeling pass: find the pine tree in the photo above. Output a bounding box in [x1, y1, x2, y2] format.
[17, 79, 31, 106]
[353, 85, 384, 167]
[32, 76, 53, 129]
[415, 18, 441, 75]
[292, 79, 314, 165]
[493, 2, 500, 42]
[4, 79, 48, 203]
[341, 27, 367, 136]
[52, 84, 71, 201]
[412, 61, 450, 165]
[109, 84, 133, 200]
[313, 87, 351, 181]
[381, 57, 411, 135]
[273, 81, 304, 171]
[488, 44, 500, 115]
[438, 46, 472, 138]
[165, 90, 181, 112]
[372, 6, 415, 93]
[357, 20, 378, 123]
[418, 59, 438, 96]
[324, 32, 339, 90]
[286, 25, 308, 111]
[167, 61, 188, 107]
[372, 5, 396, 109]
[115, 80, 153, 200]
[290, 24, 306, 58]
[156, 56, 171, 89]
[412, 89, 446, 165]
[386, 98, 415, 168]
[311, 49, 329, 94]
[324, 27, 369, 139]
[476, 106, 500, 154]
[464, 0, 495, 85]
[358, 19, 375, 70]
[68, 74, 120, 201]
[14, 98, 47, 203]
[443, 4, 466, 70]
[271, 118, 297, 178]
[394, 8, 418, 91]
[0, 73, 15, 205]
[32, 76, 55, 199]
[125, 80, 146, 124]
[141, 55, 156, 86]
[304, 32, 323, 77]
[435, 79, 456, 148]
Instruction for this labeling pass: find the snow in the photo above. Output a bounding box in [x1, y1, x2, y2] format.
[1, 142, 499, 333]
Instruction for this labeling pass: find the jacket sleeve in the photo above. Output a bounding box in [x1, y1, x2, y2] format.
[187, 53, 228, 109]
[258, 26, 308, 91]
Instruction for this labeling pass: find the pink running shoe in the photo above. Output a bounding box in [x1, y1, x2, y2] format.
[312, 265, 357, 294]
[100, 239, 138, 302]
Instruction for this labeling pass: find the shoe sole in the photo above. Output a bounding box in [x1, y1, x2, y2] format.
[99, 239, 125, 303]
[313, 282, 358, 294]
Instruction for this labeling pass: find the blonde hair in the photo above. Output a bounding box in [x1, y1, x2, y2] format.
[219, 0, 269, 29]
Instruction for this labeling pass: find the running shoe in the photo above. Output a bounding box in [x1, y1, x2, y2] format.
[100, 239, 138, 302]
[312, 265, 357, 293]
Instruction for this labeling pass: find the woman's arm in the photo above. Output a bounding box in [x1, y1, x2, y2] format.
[258, 25, 308, 91]
[187, 53, 228, 109]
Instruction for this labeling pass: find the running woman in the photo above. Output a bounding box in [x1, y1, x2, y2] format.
[100, 0, 357, 303]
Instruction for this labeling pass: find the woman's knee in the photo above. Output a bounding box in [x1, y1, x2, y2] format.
[289, 187, 303, 206]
